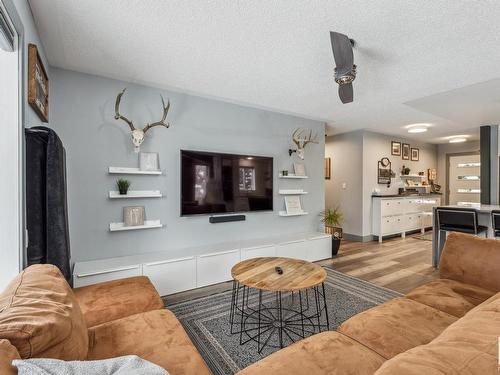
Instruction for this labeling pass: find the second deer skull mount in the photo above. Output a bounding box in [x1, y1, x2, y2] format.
[289, 128, 319, 159]
[114, 88, 171, 152]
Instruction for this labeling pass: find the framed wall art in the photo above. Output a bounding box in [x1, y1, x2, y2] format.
[324, 157, 331, 180]
[28, 44, 49, 123]
[402, 143, 410, 160]
[411, 148, 419, 161]
[391, 141, 401, 156]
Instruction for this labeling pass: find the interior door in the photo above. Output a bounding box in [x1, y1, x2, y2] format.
[448, 154, 480, 205]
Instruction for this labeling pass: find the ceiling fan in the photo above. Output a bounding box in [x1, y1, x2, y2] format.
[330, 31, 356, 104]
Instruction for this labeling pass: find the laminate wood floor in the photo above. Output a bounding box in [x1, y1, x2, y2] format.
[164, 233, 438, 304]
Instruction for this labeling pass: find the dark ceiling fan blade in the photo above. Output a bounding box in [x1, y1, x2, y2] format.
[338, 83, 353, 104]
[330, 31, 354, 70]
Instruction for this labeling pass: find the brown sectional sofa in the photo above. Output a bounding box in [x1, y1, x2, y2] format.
[238, 232, 500, 374]
[1, 232, 499, 375]
[0, 265, 212, 375]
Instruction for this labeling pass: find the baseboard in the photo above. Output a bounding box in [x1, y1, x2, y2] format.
[343, 233, 374, 242]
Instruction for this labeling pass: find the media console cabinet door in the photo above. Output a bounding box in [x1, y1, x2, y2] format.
[73, 265, 142, 288]
[276, 239, 308, 261]
[241, 245, 276, 260]
[306, 236, 331, 261]
[143, 257, 197, 296]
[197, 249, 241, 287]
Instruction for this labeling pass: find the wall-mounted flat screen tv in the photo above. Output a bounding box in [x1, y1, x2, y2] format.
[181, 150, 273, 216]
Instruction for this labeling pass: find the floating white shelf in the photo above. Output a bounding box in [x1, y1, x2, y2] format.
[400, 174, 424, 179]
[278, 190, 308, 195]
[109, 190, 162, 199]
[279, 174, 308, 179]
[278, 211, 309, 217]
[108, 167, 162, 175]
[109, 220, 163, 232]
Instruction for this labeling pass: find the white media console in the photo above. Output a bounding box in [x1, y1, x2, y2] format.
[73, 232, 331, 296]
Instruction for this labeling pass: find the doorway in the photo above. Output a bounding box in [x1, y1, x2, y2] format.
[446, 152, 481, 205]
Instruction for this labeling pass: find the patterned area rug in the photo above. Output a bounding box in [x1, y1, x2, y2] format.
[165, 268, 402, 375]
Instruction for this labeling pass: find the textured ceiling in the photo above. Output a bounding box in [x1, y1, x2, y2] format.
[29, 0, 500, 143]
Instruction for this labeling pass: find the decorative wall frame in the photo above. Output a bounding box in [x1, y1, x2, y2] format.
[324, 157, 331, 180]
[377, 157, 392, 187]
[123, 206, 145, 227]
[402, 143, 410, 160]
[411, 148, 419, 161]
[28, 44, 49, 123]
[391, 141, 401, 156]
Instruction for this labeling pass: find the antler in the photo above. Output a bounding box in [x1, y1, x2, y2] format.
[292, 128, 303, 148]
[302, 129, 319, 147]
[143, 96, 170, 134]
[114, 89, 135, 131]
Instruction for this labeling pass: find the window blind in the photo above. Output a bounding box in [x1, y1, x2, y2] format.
[0, 6, 14, 52]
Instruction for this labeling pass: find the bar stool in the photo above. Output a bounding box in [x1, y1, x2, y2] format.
[491, 210, 500, 238]
[436, 207, 488, 245]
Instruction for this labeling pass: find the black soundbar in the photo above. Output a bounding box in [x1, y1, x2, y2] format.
[209, 215, 246, 224]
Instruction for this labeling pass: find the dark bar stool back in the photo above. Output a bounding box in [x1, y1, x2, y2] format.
[491, 210, 500, 237]
[436, 207, 488, 243]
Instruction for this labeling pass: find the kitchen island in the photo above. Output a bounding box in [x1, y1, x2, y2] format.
[432, 203, 500, 267]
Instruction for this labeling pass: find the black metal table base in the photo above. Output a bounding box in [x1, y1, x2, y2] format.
[229, 281, 330, 353]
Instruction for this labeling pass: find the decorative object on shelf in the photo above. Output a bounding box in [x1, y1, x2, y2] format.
[281, 170, 288, 176]
[28, 44, 49, 123]
[391, 141, 401, 156]
[116, 178, 130, 195]
[114, 88, 171, 153]
[139, 152, 160, 171]
[289, 128, 319, 159]
[377, 157, 392, 187]
[123, 206, 145, 227]
[418, 171, 425, 176]
[284, 195, 303, 214]
[319, 207, 343, 256]
[402, 143, 410, 160]
[293, 163, 306, 176]
[411, 147, 419, 161]
[428, 168, 437, 181]
[401, 165, 411, 175]
[324, 157, 331, 179]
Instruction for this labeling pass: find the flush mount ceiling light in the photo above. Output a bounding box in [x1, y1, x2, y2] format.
[449, 136, 467, 143]
[406, 123, 430, 133]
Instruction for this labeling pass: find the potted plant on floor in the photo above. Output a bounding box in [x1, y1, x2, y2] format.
[320, 207, 343, 256]
[117, 179, 131, 195]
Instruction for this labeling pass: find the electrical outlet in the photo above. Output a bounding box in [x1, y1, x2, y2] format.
[342, 182, 347, 189]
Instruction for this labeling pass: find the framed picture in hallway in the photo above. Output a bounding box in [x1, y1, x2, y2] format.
[411, 148, 419, 161]
[28, 44, 49, 123]
[402, 143, 410, 160]
[324, 158, 331, 180]
[391, 141, 401, 156]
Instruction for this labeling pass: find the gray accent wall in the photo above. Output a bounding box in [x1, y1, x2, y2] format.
[50, 68, 325, 262]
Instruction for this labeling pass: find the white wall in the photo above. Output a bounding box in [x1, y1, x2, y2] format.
[50, 68, 325, 262]
[436, 140, 480, 204]
[362, 131, 437, 236]
[325, 131, 363, 236]
[325, 130, 438, 240]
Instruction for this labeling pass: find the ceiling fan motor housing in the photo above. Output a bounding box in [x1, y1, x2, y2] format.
[334, 64, 357, 85]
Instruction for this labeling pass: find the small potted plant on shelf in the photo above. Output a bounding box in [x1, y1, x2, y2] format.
[320, 207, 343, 256]
[117, 179, 131, 195]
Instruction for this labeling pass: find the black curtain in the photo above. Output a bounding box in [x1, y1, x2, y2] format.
[25, 127, 71, 282]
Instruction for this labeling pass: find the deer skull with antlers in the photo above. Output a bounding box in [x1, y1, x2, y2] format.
[114, 88, 171, 152]
[289, 128, 319, 160]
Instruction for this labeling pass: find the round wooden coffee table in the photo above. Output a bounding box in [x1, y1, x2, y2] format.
[230, 257, 330, 353]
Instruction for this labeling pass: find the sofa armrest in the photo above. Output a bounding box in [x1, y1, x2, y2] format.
[73, 276, 164, 327]
[439, 232, 500, 292]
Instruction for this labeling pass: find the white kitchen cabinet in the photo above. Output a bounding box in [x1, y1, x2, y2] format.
[372, 196, 441, 243]
[143, 257, 196, 296]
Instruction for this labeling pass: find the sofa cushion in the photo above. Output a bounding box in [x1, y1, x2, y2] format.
[0, 264, 88, 360]
[337, 297, 457, 359]
[374, 290, 500, 374]
[0, 339, 20, 375]
[73, 276, 164, 327]
[405, 278, 495, 317]
[236, 331, 385, 375]
[439, 232, 500, 292]
[87, 309, 211, 375]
